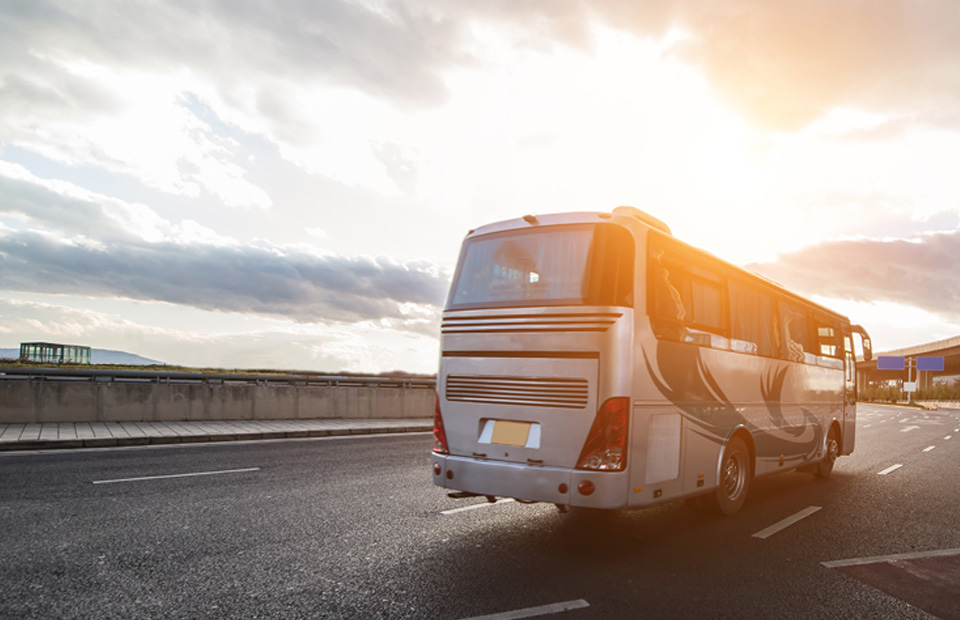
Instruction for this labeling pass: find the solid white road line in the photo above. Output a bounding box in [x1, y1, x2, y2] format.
[92, 467, 261, 484]
[442, 498, 516, 515]
[877, 464, 903, 475]
[460, 599, 590, 620]
[752, 506, 822, 539]
[822, 548, 960, 568]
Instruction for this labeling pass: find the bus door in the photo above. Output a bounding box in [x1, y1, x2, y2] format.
[842, 332, 857, 454]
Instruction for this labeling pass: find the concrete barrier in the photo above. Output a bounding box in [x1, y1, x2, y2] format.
[0, 369, 436, 424]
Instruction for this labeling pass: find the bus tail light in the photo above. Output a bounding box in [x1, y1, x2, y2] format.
[576, 397, 629, 471]
[433, 393, 450, 455]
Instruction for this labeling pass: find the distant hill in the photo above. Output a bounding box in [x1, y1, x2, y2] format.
[90, 349, 164, 365]
[0, 347, 163, 366]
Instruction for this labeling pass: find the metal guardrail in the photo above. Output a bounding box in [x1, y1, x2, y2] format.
[0, 367, 437, 389]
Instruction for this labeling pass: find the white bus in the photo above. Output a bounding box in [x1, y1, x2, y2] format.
[431, 207, 872, 515]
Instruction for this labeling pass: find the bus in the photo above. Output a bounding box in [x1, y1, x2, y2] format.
[431, 207, 872, 515]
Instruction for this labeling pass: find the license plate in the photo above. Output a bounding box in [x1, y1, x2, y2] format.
[490, 420, 531, 447]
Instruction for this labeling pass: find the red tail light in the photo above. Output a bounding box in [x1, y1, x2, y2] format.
[576, 397, 630, 471]
[432, 393, 449, 454]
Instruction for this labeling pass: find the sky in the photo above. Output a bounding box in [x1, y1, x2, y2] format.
[2, 0, 960, 373]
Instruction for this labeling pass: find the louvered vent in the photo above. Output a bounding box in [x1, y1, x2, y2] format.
[442, 312, 621, 334]
[445, 375, 589, 409]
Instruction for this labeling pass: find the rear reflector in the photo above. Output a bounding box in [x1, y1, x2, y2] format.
[576, 396, 629, 471]
[433, 393, 450, 455]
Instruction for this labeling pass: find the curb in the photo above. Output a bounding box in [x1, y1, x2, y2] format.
[0, 423, 432, 452]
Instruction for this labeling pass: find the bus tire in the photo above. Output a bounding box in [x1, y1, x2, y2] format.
[709, 436, 751, 515]
[815, 426, 840, 479]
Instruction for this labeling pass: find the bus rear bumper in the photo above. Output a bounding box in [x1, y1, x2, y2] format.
[432, 454, 628, 509]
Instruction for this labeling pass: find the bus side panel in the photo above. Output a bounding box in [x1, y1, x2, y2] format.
[627, 404, 724, 507]
[843, 406, 856, 455]
[753, 359, 842, 474]
[842, 339, 858, 455]
[628, 406, 683, 506]
[633, 337, 844, 501]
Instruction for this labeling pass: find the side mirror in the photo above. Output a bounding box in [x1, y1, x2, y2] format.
[852, 325, 872, 361]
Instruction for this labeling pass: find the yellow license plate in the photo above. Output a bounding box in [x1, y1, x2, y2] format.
[491, 420, 531, 447]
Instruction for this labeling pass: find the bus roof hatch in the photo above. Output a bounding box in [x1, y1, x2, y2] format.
[613, 206, 672, 236]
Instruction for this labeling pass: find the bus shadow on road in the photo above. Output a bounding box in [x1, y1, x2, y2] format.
[430, 467, 863, 572]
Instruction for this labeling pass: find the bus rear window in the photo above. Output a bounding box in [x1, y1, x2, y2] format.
[447, 224, 634, 309]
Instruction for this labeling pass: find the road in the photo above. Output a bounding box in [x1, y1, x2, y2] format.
[1, 404, 958, 619]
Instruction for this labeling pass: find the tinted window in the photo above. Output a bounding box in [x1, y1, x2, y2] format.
[729, 281, 780, 357]
[648, 238, 725, 338]
[448, 224, 634, 309]
[647, 233, 847, 365]
[780, 302, 811, 362]
[814, 315, 841, 358]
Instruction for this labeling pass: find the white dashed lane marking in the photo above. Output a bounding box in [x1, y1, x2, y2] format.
[753, 506, 822, 539]
[442, 498, 516, 515]
[460, 599, 590, 620]
[92, 467, 260, 484]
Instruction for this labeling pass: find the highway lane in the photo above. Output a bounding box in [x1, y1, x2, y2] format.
[1, 405, 958, 619]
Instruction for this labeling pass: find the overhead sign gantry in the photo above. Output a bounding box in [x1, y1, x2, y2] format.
[875, 355, 945, 401]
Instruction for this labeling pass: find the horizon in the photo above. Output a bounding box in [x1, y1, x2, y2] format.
[0, 345, 438, 376]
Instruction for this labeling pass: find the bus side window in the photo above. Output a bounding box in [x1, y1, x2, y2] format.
[686, 264, 724, 332]
[780, 303, 810, 362]
[729, 281, 779, 357]
[649, 248, 687, 340]
[844, 335, 856, 382]
[815, 316, 841, 358]
[647, 236, 725, 344]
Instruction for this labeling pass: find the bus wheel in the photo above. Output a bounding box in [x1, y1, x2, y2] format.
[709, 436, 751, 515]
[815, 427, 840, 479]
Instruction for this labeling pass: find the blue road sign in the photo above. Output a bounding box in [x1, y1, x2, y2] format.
[917, 356, 945, 372]
[877, 356, 905, 370]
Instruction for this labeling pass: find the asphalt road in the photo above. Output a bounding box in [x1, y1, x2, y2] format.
[1, 404, 958, 619]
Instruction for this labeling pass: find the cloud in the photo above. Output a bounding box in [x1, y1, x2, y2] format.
[586, 0, 960, 131]
[0, 1, 459, 112]
[372, 142, 420, 193]
[12, 0, 960, 212]
[747, 230, 960, 324]
[0, 229, 448, 323]
[5, 1, 960, 167]
[0, 161, 223, 244]
[0, 160, 448, 325]
[0, 1, 474, 198]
